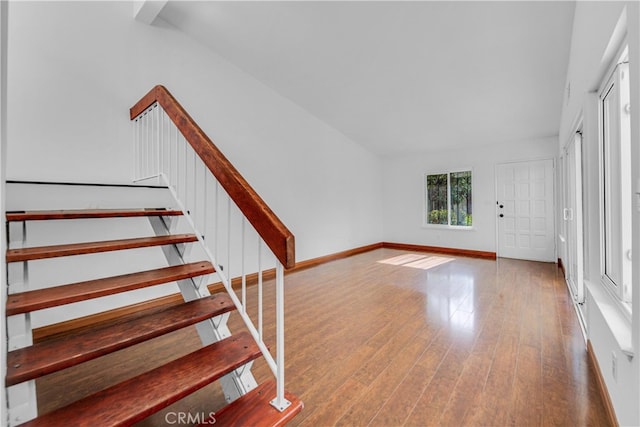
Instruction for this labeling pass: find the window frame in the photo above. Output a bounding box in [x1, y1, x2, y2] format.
[597, 40, 632, 309]
[423, 168, 474, 230]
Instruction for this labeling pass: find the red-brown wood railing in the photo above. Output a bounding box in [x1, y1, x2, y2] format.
[130, 85, 295, 269]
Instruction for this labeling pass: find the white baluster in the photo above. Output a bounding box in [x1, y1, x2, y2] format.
[241, 219, 247, 314]
[271, 262, 291, 411]
[133, 118, 138, 180]
[258, 240, 263, 341]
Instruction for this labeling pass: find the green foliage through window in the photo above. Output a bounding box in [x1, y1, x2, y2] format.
[426, 171, 472, 227]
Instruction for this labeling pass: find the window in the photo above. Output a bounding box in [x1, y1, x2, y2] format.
[425, 170, 472, 227]
[599, 43, 631, 306]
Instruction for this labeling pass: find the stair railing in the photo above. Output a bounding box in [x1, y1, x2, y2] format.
[130, 85, 295, 411]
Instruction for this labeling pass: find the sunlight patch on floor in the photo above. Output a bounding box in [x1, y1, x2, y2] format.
[377, 253, 455, 270]
[377, 254, 427, 265]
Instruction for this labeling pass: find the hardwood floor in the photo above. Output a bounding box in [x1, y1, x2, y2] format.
[35, 248, 611, 426]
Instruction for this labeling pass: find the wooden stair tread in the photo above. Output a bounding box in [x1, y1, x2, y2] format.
[6, 293, 234, 387]
[20, 332, 261, 427]
[204, 380, 303, 427]
[6, 208, 182, 222]
[6, 233, 198, 262]
[6, 261, 215, 316]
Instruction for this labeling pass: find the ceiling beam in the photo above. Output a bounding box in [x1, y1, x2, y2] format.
[133, 1, 168, 25]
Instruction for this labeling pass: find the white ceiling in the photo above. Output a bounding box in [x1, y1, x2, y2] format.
[159, 1, 575, 155]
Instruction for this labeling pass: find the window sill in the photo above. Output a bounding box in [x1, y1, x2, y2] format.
[421, 224, 476, 232]
[586, 280, 634, 358]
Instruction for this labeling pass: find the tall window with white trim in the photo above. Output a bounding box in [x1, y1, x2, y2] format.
[600, 44, 631, 306]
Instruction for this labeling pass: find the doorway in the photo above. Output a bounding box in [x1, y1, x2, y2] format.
[496, 159, 555, 262]
[563, 133, 584, 303]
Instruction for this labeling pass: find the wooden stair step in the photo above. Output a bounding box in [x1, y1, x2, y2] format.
[20, 332, 261, 427]
[6, 208, 183, 222]
[6, 293, 235, 387]
[202, 380, 303, 427]
[6, 233, 198, 262]
[6, 261, 215, 316]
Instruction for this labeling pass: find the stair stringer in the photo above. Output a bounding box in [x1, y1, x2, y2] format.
[147, 215, 258, 403]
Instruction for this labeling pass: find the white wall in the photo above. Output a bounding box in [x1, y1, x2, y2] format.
[6, 1, 384, 262]
[558, 2, 640, 425]
[382, 137, 557, 253]
[1, 0, 8, 422]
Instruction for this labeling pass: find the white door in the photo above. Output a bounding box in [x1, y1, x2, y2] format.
[564, 134, 584, 302]
[496, 159, 555, 262]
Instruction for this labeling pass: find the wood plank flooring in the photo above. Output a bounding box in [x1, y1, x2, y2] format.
[34, 248, 611, 426]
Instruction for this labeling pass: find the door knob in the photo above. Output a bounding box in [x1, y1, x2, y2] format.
[499, 214, 504, 218]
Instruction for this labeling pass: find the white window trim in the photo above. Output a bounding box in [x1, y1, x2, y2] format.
[597, 38, 632, 312]
[423, 168, 474, 230]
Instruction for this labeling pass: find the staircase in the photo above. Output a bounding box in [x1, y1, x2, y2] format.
[4, 201, 301, 426]
[4, 85, 302, 426]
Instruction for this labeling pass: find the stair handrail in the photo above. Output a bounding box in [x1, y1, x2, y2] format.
[130, 85, 295, 412]
[130, 85, 295, 269]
